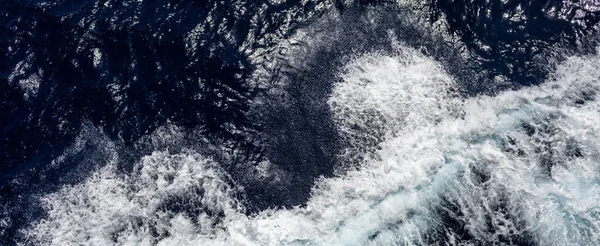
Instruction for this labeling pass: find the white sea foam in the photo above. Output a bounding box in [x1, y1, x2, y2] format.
[328, 44, 461, 164]
[7, 52, 41, 100]
[25, 45, 600, 245]
[26, 151, 244, 245]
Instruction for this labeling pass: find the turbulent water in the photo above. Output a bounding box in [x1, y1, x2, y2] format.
[2, 0, 600, 245]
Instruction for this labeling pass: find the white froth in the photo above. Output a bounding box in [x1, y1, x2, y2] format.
[26, 46, 600, 245]
[7, 52, 41, 100]
[26, 151, 243, 245]
[328, 44, 461, 163]
[92, 48, 103, 68]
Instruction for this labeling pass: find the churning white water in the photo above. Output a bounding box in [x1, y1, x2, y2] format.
[24, 44, 600, 245]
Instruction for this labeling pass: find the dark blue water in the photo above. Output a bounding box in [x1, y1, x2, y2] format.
[1, 0, 599, 244]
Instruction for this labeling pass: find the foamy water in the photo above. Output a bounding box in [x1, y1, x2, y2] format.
[24, 45, 600, 245]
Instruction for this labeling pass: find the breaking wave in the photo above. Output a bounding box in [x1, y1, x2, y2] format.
[23, 44, 600, 245]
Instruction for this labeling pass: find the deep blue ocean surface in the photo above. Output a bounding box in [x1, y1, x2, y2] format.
[2, 0, 600, 245]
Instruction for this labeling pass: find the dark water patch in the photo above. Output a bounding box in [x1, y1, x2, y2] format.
[469, 162, 492, 186]
[0, 0, 332, 242]
[501, 135, 527, 157]
[523, 113, 574, 179]
[425, 185, 536, 245]
[0, 0, 330, 183]
[430, 0, 600, 94]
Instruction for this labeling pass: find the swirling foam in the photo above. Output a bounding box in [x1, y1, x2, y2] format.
[25, 45, 600, 245]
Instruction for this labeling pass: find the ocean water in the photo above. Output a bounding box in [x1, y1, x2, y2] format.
[2, 0, 600, 245]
